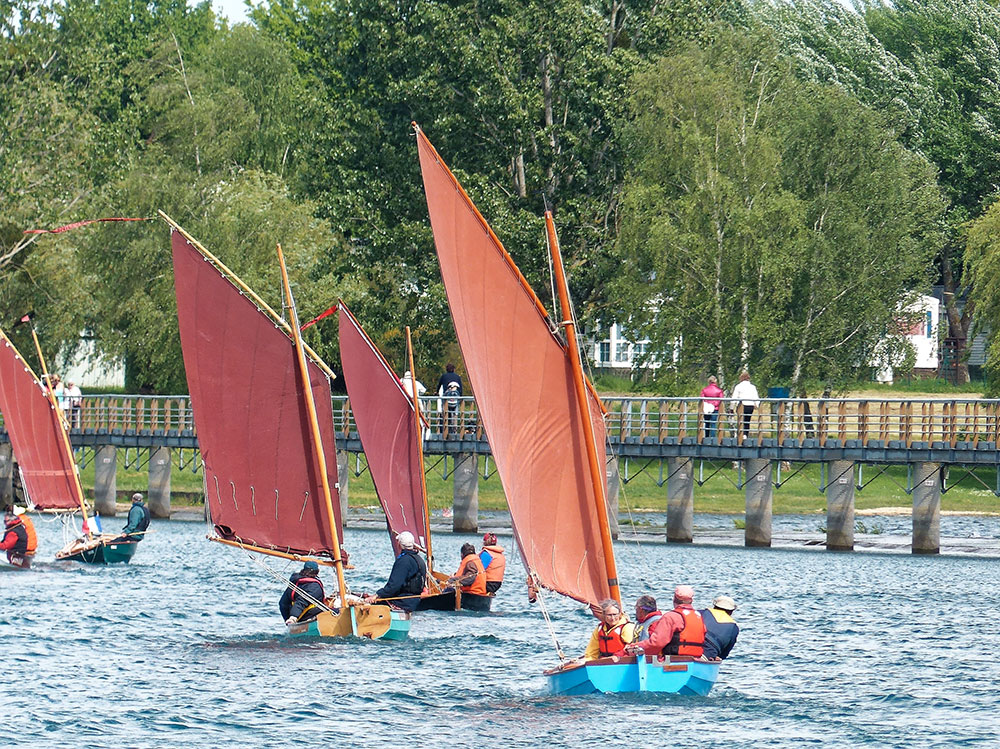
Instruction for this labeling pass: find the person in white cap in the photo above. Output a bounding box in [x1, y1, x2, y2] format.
[363, 531, 427, 612]
[700, 595, 740, 660]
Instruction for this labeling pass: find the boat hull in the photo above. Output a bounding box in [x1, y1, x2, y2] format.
[546, 655, 720, 696]
[56, 537, 139, 564]
[415, 590, 493, 612]
[287, 604, 411, 641]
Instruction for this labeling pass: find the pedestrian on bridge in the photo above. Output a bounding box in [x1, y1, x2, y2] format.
[731, 372, 760, 442]
[700, 376, 724, 440]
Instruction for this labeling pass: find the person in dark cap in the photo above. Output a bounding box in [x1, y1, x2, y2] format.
[633, 594, 663, 642]
[478, 532, 506, 593]
[362, 531, 427, 612]
[0, 509, 30, 568]
[700, 595, 740, 660]
[120, 492, 151, 542]
[280, 560, 326, 624]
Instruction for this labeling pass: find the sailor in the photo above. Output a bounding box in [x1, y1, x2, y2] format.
[583, 598, 636, 660]
[448, 542, 487, 596]
[0, 510, 31, 568]
[700, 595, 740, 660]
[280, 560, 326, 624]
[478, 532, 506, 593]
[12, 507, 37, 563]
[627, 585, 706, 657]
[633, 594, 663, 642]
[362, 531, 427, 612]
[120, 492, 151, 542]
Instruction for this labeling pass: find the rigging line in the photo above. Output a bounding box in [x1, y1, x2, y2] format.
[239, 542, 336, 614]
[531, 573, 567, 663]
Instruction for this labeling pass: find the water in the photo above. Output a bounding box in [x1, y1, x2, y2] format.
[4, 516, 1000, 747]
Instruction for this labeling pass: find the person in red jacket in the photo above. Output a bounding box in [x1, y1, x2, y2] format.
[627, 585, 705, 657]
[0, 510, 30, 568]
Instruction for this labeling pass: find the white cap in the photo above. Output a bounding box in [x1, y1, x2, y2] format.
[396, 531, 416, 549]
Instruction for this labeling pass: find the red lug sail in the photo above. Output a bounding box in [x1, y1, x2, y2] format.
[171, 230, 342, 557]
[0, 329, 83, 511]
[416, 127, 613, 607]
[338, 304, 428, 555]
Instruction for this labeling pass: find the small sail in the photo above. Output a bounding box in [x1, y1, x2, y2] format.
[171, 230, 342, 557]
[338, 304, 428, 555]
[416, 128, 612, 607]
[0, 329, 82, 511]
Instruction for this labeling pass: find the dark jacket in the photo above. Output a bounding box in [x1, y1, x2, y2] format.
[700, 607, 740, 660]
[122, 502, 151, 539]
[279, 572, 326, 621]
[1, 521, 28, 558]
[376, 549, 427, 612]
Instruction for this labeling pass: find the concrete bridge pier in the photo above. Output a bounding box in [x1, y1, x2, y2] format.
[453, 453, 479, 533]
[825, 460, 855, 551]
[94, 445, 117, 516]
[744, 459, 773, 547]
[147, 446, 171, 518]
[912, 462, 941, 555]
[0, 443, 12, 507]
[667, 457, 694, 543]
[606, 455, 621, 540]
[337, 450, 350, 522]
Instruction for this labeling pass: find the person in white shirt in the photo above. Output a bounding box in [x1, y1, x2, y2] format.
[400, 370, 426, 399]
[730, 371, 760, 441]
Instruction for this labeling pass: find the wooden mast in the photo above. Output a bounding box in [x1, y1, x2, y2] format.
[26, 319, 92, 535]
[545, 212, 621, 607]
[275, 244, 351, 624]
[405, 326, 435, 575]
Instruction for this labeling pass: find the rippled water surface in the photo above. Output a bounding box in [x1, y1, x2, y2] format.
[4, 516, 1000, 747]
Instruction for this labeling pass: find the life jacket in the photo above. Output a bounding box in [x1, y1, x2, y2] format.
[666, 607, 706, 657]
[480, 545, 506, 583]
[3, 521, 28, 555]
[635, 611, 663, 642]
[21, 515, 37, 554]
[290, 575, 326, 619]
[400, 550, 426, 595]
[455, 553, 486, 596]
[597, 619, 631, 657]
[134, 504, 151, 534]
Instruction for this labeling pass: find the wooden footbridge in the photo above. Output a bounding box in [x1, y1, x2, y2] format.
[2, 394, 997, 554]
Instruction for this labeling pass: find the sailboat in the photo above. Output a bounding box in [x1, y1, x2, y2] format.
[164, 213, 409, 640]
[415, 125, 720, 695]
[337, 303, 492, 611]
[0, 323, 137, 564]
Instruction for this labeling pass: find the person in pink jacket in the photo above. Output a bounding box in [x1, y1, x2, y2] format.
[700, 376, 725, 440]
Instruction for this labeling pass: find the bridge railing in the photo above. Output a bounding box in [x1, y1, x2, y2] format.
[3, 395, 998, 448]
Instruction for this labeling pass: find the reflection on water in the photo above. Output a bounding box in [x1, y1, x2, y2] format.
[4, 517, 1000, 747]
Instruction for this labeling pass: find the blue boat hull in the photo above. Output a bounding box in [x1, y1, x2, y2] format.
[546, 655, 720, 696]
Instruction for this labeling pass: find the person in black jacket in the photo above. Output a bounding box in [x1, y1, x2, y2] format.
[279, 560, 327, 623]
[0, 510, 29, 568]
[363, 531, 427, 612]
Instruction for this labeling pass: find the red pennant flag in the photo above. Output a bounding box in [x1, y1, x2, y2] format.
[300, 303, 339, 332]
[24, 217, 150, 234]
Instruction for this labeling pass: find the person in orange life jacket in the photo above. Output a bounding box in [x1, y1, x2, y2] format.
[700, 595, 740, 660]
[280, 560, 326, 624]
[447, 542, 487, 596]
[362, 531, 427, 612]
[1, 510, 30, 568]
[583, 598, 637, 660]
[478, 532, 506, 593]
[626, 585, 705, 657]
[632, 595, 663, 642]
[13, 506, 37, 560]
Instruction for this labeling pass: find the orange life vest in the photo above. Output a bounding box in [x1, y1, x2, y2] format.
[481, 544, 506, 583]
[21, 515, 37, 555]
[597, 620, 631, 657]
[667, 607, 706, 657]
[455, 553, 487, 596]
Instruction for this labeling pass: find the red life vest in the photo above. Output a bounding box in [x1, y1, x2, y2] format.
[290, 576, 325, 602]
[455, 553, 487, 596]
[481, 545, 506, 583]
[667, 607, 706, 657]
[597, 620, 631, 657]
[21, 515, 37, 555]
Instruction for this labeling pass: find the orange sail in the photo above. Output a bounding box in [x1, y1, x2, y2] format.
[0, 328, 84, 511]
[338, 303, 429, 555]
[170, 228, 342, 557]
[416, 127, 614, 606]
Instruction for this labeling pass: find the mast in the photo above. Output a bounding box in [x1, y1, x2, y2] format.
[544, 212, 621, 607]
[276, 244, 349, 609]
[405, 326, 434, 573]
[26, 319, 92, 534]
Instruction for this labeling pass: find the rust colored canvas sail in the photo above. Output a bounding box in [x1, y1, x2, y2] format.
[0, 329, 83, 511]
[170, 229, 342, 557]
[338, 304, 428, 556]
[416, 128, 613, 607]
